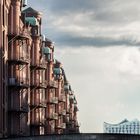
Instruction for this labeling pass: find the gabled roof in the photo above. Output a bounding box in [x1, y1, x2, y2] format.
[22, 7, 41, 14]
[45, 38, 53, 43]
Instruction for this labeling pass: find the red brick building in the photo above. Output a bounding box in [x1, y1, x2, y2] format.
[0, 0, 79, 138]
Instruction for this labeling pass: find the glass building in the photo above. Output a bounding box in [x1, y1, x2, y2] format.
[104, 119, 140, 134]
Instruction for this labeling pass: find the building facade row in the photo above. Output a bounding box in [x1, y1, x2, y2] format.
[0, 0, 79, 138]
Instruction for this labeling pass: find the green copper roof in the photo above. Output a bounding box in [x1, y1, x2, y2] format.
[25, 17, 39, 26]
[54, 68, 62, 75]
[42, 47, 51, 54]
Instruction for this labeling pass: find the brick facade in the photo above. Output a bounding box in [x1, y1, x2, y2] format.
[0, 0, 79, 138]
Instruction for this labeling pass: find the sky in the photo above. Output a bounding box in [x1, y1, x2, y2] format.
[27, 0, 140, 133]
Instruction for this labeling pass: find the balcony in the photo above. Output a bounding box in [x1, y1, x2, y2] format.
[8, 27, 31, 40]
[30, 61, 47, 70]
[59, 95, 66, 102]
[8, 54, 30, 64]
[47, 80, 58, 88]
[59, 110, 66, 116]
[48, 97, 58, 104]
[30, 99, 47, 108]
[9, 104, 29, 113]
[8, 77, 29, 88]
[48, 112, 58, 120]
[18, 28, 31, 39]
[30, 81, 47, 88]
[57, 123, 66, 129]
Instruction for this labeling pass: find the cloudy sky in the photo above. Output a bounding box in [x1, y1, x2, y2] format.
[27, 0, 140, 133]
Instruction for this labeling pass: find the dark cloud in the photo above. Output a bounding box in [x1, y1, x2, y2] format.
[28, 0, 98, 13]
[27, 0, 140, 48]
[53, 33, 140, 47]
[28, 0, 140, 24]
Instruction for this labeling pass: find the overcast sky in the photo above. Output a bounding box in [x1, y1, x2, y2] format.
[27, 0, 140, 133]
